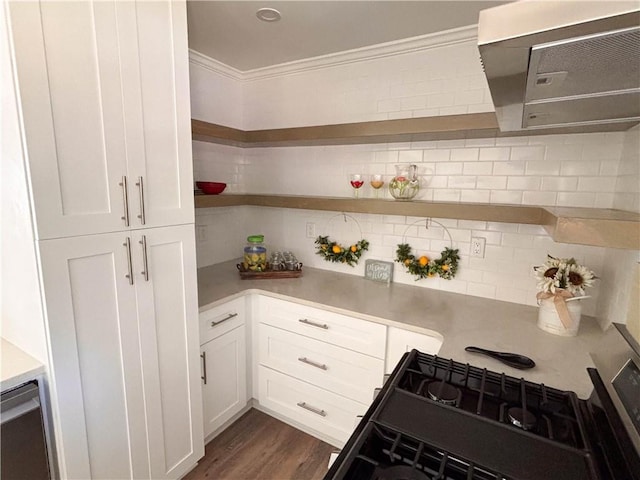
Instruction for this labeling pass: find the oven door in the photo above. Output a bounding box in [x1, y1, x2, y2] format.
[1, 381, 51, 480]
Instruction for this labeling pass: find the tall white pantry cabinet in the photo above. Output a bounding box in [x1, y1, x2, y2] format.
[5, 1, 203, 479]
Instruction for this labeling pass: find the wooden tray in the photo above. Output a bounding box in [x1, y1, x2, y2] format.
[236, 264, 303, 280]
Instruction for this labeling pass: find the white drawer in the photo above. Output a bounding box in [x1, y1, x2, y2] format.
[259, 324, 384, 404]
[258, 296, 386, 358]
[258, 366, 367, 445]
[199, 297, 246, 345]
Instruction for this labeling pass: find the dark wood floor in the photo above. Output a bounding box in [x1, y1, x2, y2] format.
[184, 409, 335, 480]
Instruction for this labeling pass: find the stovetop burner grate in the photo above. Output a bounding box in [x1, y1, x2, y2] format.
[397, 354, 588, 449]
[342, 422, 509, 480]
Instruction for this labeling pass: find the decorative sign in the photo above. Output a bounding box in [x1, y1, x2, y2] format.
[365, 259, 394, 283]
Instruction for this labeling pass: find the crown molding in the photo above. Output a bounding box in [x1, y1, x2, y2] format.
[189, 24, 478, 82]
[188, 49, 244, 80]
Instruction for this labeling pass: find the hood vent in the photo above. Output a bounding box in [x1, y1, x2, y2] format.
[478, 2, 640, 131]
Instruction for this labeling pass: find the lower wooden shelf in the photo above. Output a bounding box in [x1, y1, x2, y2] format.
[194, 194, 640, 250]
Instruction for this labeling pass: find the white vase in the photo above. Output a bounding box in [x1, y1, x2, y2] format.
[537, 297, 582, 337]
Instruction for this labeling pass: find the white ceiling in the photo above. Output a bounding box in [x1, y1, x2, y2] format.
[186, 1, 509, 72]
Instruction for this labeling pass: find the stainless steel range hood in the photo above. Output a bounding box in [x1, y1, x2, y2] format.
[478, 1, 640, 132]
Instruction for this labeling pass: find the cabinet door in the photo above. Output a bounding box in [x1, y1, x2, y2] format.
[117, 0, 194, 229]
[201, 325, 248, 439]
[133, 225, 204, 479]
[39, 233, 149, 479]
[385, 327, 443, 374]
[9, 1, 130, 239]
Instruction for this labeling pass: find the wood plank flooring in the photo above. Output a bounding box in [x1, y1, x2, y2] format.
[184, 409, 335, 480]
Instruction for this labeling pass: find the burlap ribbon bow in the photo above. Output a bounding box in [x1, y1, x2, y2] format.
[536, 289, 574, 329]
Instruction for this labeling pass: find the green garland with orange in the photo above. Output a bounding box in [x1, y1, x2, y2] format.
[315, 235, 369, 267]
[395, 243, 460, 280]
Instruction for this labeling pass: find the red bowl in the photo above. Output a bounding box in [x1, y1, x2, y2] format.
[196, 182, 226, 195]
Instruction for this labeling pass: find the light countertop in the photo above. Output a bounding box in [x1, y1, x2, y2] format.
[198, 260, 612, 399]
[1, 338, 45, 392]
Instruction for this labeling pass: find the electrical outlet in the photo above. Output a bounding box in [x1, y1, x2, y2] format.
[306, 222, 316, 238]
[471, 237, 486, 258]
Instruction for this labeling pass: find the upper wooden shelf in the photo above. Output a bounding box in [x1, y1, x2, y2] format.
[191, 114, 637, 147]
[194, 194, 640, 250]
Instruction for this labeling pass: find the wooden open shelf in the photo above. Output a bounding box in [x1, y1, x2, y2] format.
[191, 114, 638, 147]
[194, 194, 640, 249]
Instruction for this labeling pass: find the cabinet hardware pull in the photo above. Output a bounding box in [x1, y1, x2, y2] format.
[201, 351, 207, 384]
[298, 318, 328, 330]
[123, 237, 134, 285]
[211, 312, 238, 327]
[298, 357, 328, 370]
[119, 176, 130, 226]
[135, 176, 146, 225]
[139, 235, 149, 281]
[296, 401, 326, 417]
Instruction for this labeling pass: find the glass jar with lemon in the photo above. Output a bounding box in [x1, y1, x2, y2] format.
[243, 235, 267, 271]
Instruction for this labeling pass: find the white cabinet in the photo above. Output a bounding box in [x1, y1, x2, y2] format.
[39, 224, 203, 480]
[8, 0, 193, 240]
[256, 296, 385, 445]
[6, 1, 202, 478]
[199, 299, 248, 440]
[385, 326, 443, 374]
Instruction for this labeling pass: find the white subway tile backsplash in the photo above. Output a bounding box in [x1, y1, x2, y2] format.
[463, 162, 493, 175]
[545, 144, 583, 162]
[435, 162, 464, 175]
[522, 191, 557, 206]
[578, 176, 617, 192]
[451, 148, 479, 162]
[424, 149, 451, 162]
[525, 161, 561, 176]
[510, 145, 546, 161]
[560, 160, 601, 176]
[507, 176, 541, 191]
[476, 175, 507, 190]
[492, 161, 526, 176]
[448, 176, 477, 189]
[479, 147, 511, 161]
[490, 190, 523, 204]
[460, 189, 491, 203]
[556, 192, 597, 207]
[540, 176, 578, 191]
[467, 282, 497, 299]
[398, 150, 424, 163]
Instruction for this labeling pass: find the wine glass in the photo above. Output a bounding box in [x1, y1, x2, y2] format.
[370, 174, 384, 198]
[349, 174, 364, 198]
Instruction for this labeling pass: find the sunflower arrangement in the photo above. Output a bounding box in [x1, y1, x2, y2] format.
[315, 235, 369, 267]
[395, 244, 460, 280]
[534, 255, 597, 296]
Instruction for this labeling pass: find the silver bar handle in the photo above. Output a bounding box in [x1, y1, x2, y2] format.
[201, 351, 207, 384]
[211, 312, 238, 327]
[298, 357, 328, 371]
[296, 401, 326, 417]
[123, 237, 133, 285]
[119, 176, 130, 226]
[298, 318, 328, 330]
[135, 176, 146, 225]
[139, 235, 149, 281]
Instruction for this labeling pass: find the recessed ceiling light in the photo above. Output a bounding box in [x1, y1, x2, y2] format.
[256, 7, 281, 22]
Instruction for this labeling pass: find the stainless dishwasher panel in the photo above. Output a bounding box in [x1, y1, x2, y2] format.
[1, 381, 51, 479]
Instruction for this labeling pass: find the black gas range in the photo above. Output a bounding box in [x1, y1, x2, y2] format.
[325, 324, 640, 480]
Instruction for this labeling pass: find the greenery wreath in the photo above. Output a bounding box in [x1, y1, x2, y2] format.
[395, 243, 460, 280]
[315, 235, 369, 267]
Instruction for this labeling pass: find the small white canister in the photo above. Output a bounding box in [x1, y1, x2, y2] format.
[537, 297, 583, 337]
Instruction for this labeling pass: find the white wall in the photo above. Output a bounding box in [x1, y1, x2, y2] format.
[243, 39, 493, 129]
[1, 3, 48, 363]
[190, 32, 639, 326]
[597, 125, 640, 328]
[189, 57, 243, 128]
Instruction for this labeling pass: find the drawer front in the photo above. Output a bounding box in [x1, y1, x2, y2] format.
[258, 296, 386, 358]
[199, 297, 246, 344]
[259, 324, 384, 404]
[258, 366, 367, 445]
